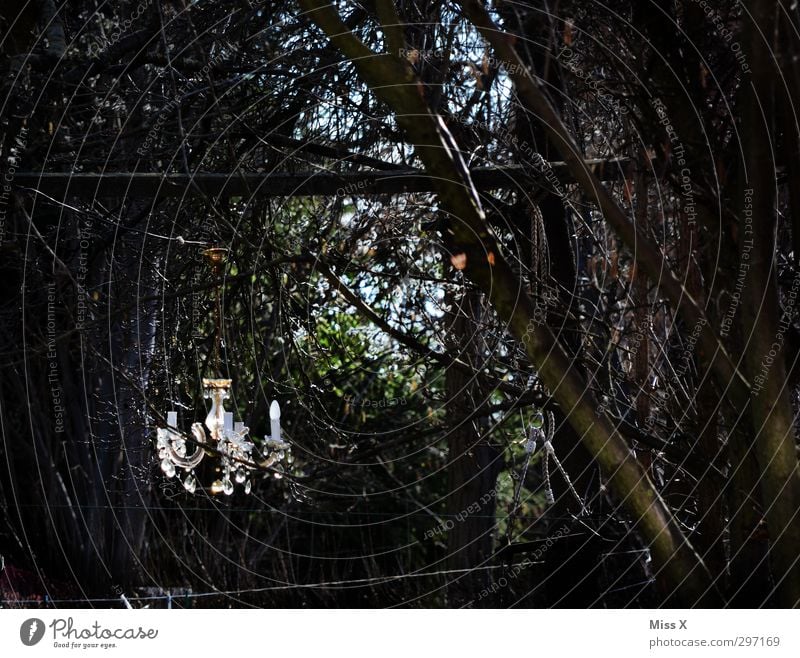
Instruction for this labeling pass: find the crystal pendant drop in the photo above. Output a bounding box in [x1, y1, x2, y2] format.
[235, 469, 246, 484]
[222, 477, 234, 495]
[183, 474, 197, 494]
[160, 458, 176, 478]
[531, 409, 545, 430]
[244, 479, 252, 494]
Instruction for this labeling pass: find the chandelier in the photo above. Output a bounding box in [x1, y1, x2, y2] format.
[155, 247, 291, 495]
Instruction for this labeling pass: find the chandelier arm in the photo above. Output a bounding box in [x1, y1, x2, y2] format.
[163, 423, 207, 469]
[165, 446, 205, 470]
[256, 455, 278, 469]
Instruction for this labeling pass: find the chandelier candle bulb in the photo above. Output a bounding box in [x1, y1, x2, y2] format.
[270, 400, 281, 441]
[167, 411, 178, 428]
[224, 411, 234, 432]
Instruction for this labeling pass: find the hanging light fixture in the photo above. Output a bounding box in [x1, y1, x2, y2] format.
[156, 247, 291, 495]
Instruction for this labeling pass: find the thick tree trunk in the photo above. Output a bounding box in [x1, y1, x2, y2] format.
[738, 0, 800, 607]
[444, 288, 500, 607]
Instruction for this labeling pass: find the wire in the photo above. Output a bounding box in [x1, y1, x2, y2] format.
[6, 503, 605, 523]
[0, 563, 547, 606]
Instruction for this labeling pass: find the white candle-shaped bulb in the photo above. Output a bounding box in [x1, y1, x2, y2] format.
[167, 411, 178, 429]
[234, 421, 244, 433]
[270, 400, 281, 441]
[224, 411, 234, 432]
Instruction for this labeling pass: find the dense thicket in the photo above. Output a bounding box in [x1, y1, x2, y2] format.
[1, 0, 799, 607]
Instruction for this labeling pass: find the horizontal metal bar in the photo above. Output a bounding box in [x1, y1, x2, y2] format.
[13, 158, 631, 199]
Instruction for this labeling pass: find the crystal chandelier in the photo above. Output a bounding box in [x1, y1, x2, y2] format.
[156, 247, 291, 495]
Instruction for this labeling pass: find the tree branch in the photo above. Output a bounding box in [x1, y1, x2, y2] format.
[299, 0, 720, 604]
[456, 0, 750, 416]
